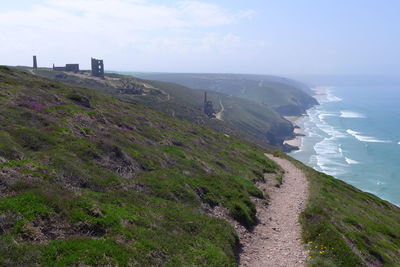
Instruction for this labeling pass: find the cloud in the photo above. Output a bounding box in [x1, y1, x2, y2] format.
[0, 0, 258, 71]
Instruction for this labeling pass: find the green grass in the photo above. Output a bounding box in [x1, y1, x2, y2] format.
[25, 67, 294, 148]
[129, 72, 318, 116]
[274, 152, 400, 266]
[0, 192, 52, 220]
[41, 239, 131, 266]
[2, 67, 399, 266]
[275, 173, 283, 186]
[0, 68, 279, 266]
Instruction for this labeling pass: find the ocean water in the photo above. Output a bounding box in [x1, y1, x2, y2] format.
[289, 85, 400, 206]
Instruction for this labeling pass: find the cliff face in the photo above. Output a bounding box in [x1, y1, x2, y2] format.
[266, 121, 294, 146]
[273, 93, 319, 116]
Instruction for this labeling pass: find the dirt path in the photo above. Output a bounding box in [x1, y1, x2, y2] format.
[215, 100, 224, 120]
[239, 154, 309, 267]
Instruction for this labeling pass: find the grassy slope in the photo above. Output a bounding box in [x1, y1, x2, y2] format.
[1, 67, 399, 266]
[274, 152, 400, 267]
[0, 66, 281, 266]
[130, 73, 318, 116]
[22, 68, 293, 147]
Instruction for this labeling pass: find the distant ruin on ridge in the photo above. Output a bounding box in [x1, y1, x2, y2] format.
[53, 63, 80, 73]
[91, 58, 104, 78]
[33, 56, 37, 69]
[203, 92, 216, 118]
[31, 56, 105, 77]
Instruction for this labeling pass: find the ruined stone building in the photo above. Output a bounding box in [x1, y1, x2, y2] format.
[33, 56, 37, 69]
[66, 64, 80, 72]
[52, 63, 80, 73]
[34, 56, 102, 76]
[203, 92, 216, 118]
[91, 58, 104, 78]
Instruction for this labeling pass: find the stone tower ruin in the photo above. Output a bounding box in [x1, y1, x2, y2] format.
[91, 58, 104, 78]
[203, 92, 216, 118]
[33, 56, 37, 69]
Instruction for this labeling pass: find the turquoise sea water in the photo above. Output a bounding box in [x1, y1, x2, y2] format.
[289, 85, 400, 206]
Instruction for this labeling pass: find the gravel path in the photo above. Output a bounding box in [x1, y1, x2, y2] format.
[215, 100, 224, 120]
[239, 154, 309, 267]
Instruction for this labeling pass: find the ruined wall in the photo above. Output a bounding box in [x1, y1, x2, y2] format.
[91, 58, 104, 78]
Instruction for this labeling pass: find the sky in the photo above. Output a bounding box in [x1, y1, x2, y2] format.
[1, 0, 400, 75]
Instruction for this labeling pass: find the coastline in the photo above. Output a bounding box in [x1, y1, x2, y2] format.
[283, 86, 332, 150]
[283, 116, 307, 149]
[283, 86, 327, 150]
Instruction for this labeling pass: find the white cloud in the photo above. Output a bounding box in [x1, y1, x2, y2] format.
[0, 0, 258, 71]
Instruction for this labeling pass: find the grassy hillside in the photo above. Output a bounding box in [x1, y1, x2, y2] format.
[19, 68, 294, 148]
[274, 152, 400, 267]
[1, 67, 399, 266]
[0, 66, 281, 266]
[131, 73, 318, 116]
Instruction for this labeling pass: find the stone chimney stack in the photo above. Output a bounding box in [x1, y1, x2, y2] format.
[33, 56, 37, 69]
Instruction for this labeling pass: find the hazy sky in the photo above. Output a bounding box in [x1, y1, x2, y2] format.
[1, 0, 399, 75]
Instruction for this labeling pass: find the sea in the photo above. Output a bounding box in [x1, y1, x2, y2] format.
[289, 82, 400, 207]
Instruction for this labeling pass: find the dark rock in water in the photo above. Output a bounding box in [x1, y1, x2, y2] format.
[282, 143, 299, 153]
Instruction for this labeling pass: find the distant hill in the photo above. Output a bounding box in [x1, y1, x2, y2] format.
[130, 73, 318, 116]
[20, 68, 295, 149]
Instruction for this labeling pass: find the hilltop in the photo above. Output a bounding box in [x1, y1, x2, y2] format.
[0, 67, 399, 266]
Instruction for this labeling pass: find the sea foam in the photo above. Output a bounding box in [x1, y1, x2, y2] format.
[325, 89, 343, 103]
[345, 157, 360, 164]
[313, 87, 343, 103]
[292, 85, 400, 207]
[313, 136, 347, 176]
[340, 111, 366, 118]
[346, 129, 391, 143]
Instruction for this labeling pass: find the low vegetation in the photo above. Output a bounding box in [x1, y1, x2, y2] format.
[1, 67, 399, 266]
[23, 68, 294, 148]
[275, 152, 400, 266]
[0, 68, 280, 266]
[130, 72, 318, 116]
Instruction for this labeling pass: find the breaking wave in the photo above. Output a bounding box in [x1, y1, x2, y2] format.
[346, 129, 391, 143]
[345, 157, 360, 164]
[340, 111, 366, 118]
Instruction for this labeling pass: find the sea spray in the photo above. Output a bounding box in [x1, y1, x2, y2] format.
[290, 84, 400, 206]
